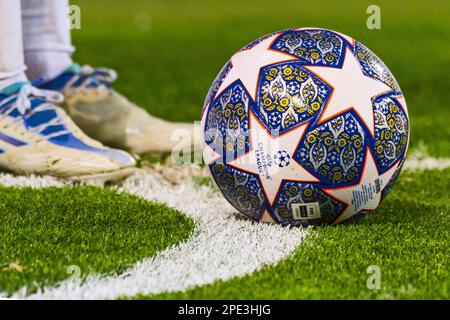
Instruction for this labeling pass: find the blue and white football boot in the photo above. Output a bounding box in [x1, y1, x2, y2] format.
[38, 64, 200, 155]
[0, 82, 136, 181]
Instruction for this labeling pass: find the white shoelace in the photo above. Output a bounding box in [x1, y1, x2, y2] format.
[64, 65, 118, 91]
[1, 84, 71, 139]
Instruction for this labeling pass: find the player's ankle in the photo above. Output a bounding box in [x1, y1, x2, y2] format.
[24, 51, 73, 82]
[0, 71, 29, 92]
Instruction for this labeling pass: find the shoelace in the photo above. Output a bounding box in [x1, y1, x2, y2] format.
[66, 65, 118, 91]
[0, 84, 71, 139]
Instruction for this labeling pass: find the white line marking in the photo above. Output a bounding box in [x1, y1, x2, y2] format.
[403, 155, 450, 171]
[0, 170, 307, 300]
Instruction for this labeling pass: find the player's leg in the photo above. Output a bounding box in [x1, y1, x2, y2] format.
[0, 0, 135, 179]
[22, 0, 74, 82]
[24, 0, 199, 155]
[0, 0, 28, 90]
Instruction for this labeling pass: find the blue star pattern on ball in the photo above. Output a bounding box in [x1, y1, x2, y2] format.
[256, 62, 331, 134]
[297, 113, 366, 186]
[205, 83, 251, 162]
[272, 29, 346, 67]
[202, 28, 409, 226]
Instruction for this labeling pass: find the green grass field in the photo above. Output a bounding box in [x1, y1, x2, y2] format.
[0, 186, 194, 294]
[1, 0, 449, 299]
[146, 169, 449, 299]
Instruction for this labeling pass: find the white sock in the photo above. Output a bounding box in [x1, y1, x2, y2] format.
[0, 0, 29, 91]
[22, 0, 74, 81]
[23, 50, 73, 82]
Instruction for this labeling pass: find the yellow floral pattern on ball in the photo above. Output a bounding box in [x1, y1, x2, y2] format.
[257, 62, 330, 132]
[298, 113, 366, 185]
[355, 42, 401, 93]
[206, 84, 251, 162]
[373, 96, 409, 169]
[273, 29, 345, 67]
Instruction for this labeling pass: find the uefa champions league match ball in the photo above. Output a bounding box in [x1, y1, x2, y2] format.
[201, 28, 409, 226]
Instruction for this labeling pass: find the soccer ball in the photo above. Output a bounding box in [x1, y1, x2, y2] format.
[201, 28, 409, 226]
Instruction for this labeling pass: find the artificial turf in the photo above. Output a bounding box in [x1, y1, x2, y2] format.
[0, 186, 194, 295]
[142, 169, 450, 299]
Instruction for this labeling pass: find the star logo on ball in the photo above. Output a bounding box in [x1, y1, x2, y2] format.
[274, 150, 290, 168]
[228, 111, 319, 207]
